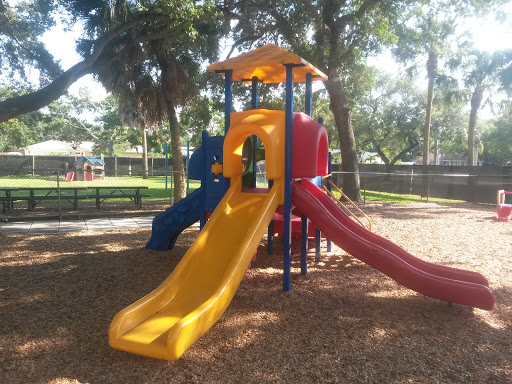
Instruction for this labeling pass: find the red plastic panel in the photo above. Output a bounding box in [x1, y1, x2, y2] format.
[292, 113, 329, 178]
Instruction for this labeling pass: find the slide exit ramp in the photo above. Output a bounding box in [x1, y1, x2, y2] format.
[145, 188, 202, 251]
[110, 178, 280, 360]
[293, 179, 494, 310]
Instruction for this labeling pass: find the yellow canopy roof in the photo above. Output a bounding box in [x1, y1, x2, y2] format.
[207, 44, 328, 84]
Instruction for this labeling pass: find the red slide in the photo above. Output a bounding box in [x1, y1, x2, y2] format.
[293, 179, 494, 310]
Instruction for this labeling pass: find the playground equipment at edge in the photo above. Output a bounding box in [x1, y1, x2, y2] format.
[109, 45, 494, 361]
[496, 189, 512, 221]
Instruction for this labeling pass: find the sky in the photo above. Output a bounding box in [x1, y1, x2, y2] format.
[40, 6, 512, 102]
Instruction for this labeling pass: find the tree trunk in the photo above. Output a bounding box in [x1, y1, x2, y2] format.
[433, 137, 438, 165]
[468, 87, 483, 167]
[324, 76, 361, 201]
[108, 140, 115, 157]
[422, 51, 438, 197]
[163, 94, 186, 202]
[141, 125, 149, 179]
[423, 51, 437, 167]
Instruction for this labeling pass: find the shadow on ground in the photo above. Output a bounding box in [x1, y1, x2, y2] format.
[1, 226, 510, 384]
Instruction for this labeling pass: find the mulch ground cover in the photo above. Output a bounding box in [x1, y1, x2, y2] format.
[1, 201, 510, 383]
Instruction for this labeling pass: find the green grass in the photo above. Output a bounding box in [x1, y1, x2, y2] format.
[360, 190, 464, 204]
[326, 185, 463, 204]
[0, 175, 201, 201]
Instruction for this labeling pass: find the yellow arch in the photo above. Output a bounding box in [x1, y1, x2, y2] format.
[223, 110, 286, 202]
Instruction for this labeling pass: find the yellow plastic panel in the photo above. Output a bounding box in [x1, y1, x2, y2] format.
[223, 109, 286, 182]
[109, 177, 281, 360]
[207, 44, 328, 84]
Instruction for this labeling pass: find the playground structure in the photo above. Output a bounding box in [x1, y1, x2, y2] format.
[109, 45, 494, 361]
[496, 190, 512, 221]
[72, 156, 105, 181]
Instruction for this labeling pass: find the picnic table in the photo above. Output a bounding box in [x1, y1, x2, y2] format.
[7, 186, 89, 211]
[88, 186, 149, 208]
[1, 185, 150, 213]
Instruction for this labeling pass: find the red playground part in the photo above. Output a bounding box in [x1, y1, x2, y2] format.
[496, 190, 512, 221]
[65, 172, 75, 182]
[496, 204, 512, 221]
[292, 113, 329, 178]
[293, 179, 494, 311]
[272, 212, 326, 239]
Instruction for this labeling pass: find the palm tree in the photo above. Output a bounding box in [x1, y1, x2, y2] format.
[394, 9, 458, 168]
[460, 50, 512, 166]
[93, 2, 219, 202]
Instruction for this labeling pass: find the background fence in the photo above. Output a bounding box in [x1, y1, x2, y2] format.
[0, 154, 174, 178]
[1, 155, 511, 220]
[332, 164, 512, 204]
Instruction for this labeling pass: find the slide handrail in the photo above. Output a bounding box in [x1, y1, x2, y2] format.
[323, 179, 372, 231]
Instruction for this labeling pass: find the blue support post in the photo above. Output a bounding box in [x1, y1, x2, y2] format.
[186, 140, 190, 195]
[315, 116, 325, 260]
[300, 209, 308, 275]
[221, 69, 233, 193]
[199, 131, 208, 230]
[283, 65, 294, 292]
[251, 76, 259, 188]
[315, 230, 321, 261]
[327, 151, 332, 252]
[165, 143, 168, 190]
[305, 72, 313, 117]
[300, 73, 313, 275]
[267, 179, 274, 255]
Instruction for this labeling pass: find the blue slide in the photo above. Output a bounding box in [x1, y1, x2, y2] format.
[145, 188, 202, 250]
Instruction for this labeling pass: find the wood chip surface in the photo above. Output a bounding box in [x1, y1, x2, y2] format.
[1, 201, 511, 383]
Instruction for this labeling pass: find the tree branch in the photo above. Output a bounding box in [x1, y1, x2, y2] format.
[336, 0, 381, 30]
[296, 0, 322, 31]
[372, 141, 390, 165]
[390, 136, 419, 165]
[226, 35, 261, 58]
[0, 12, 172, 123]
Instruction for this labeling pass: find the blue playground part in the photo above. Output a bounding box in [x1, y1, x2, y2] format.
[146, 132, 227, 250]
[145, 188, 201, 250]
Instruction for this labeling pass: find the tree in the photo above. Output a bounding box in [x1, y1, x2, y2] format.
[0, 118, 34, 152]
[220, 0, 409, 200]
[179, 95, 224, 145]
[94, 1, 221, 200]
[0, 1, 220, 124]
[0, 0, 61, 89]
[91, 96, 138, 157]
[455, 49, 512, 165]
[481, 103, 512, 165]
[0, 1, 222, 201]
[393, 1, 509, 169]
[392, 3, 465, 169]
[430, 87, 469, 161]
[0, 9, 175, 121]
[354, 72, 423, 166]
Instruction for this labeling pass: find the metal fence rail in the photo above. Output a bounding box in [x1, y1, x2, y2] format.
[332, 164, 512, 204]
[2, 156, 512, 220]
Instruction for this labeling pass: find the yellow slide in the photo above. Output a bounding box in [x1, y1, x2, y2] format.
[109, 178, 281, 360]
[110, 109, 286, 360]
